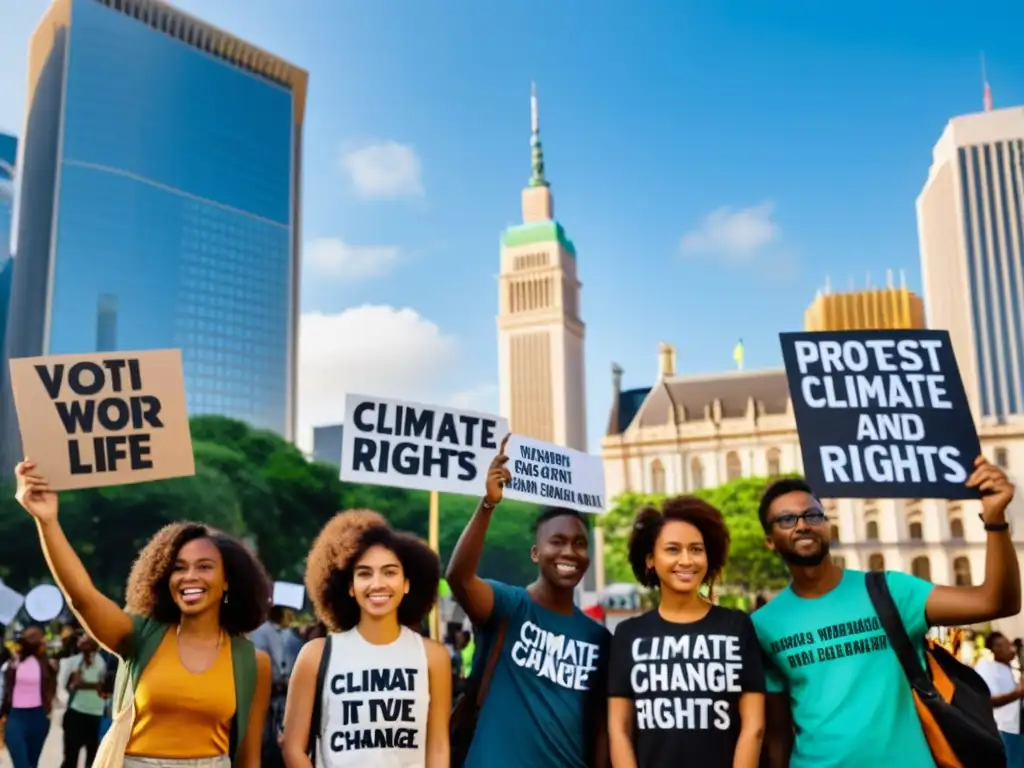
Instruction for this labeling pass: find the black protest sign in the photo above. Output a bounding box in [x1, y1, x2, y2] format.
[328, 666, 422, 753]
[779, 330, 981, 499]
[9, 349, 195, 491]
[340, 394, 509, 496]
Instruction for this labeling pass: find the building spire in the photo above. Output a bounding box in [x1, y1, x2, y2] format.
[982, 52, 994, 112]
[529, 82, 548, 188]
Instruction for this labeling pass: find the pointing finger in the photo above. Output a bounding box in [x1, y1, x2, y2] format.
[499, 433, 510, 455]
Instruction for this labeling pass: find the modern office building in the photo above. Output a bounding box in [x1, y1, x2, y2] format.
[917, 106, 1024, 422]
[804, 277, 926, 332]
[0, 133, 16, 401]
[2, 0, 306, 465]
[312, 424, 343, 468]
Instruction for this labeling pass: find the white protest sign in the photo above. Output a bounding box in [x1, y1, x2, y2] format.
[24, 584, 63, 622]
[504, 434, 606, 514]
[340, 394, 509, 496]
[0, 581, 25, 625]
[272, 581, 305, 611]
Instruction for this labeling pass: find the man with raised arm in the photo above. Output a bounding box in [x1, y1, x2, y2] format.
[445, 435, 611, 768]
[755, 455, 1020, 768]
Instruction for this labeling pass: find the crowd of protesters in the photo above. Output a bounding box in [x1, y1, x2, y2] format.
[0, 440, 1020, 767]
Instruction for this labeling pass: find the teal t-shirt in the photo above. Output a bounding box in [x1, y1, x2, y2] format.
[751, 569, 935, 768]
[464, 580, 611, 768]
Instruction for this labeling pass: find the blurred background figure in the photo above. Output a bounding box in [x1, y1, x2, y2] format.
[250, 605, 301, 768]
[61, 633, 106, 768]
[974, 632, 1024, 767]
[1, 625, 55, 768]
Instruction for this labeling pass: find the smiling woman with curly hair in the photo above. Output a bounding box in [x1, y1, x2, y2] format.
[281, 510, 451, 768]
[606, 496, 766, 768]
[13, 460, 273, 768]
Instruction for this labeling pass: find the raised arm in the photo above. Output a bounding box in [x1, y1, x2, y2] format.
[424, 639, 452, 768]
[281, 638, 324, 768]
[14, 461, 132, 653]
[926, 456, 1020, 626]
[445, 435, 511, 626]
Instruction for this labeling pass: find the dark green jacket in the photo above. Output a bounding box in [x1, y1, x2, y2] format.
[112, 615, 257, 762]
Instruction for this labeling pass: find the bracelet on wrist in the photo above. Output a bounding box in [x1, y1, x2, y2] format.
[481, 499, 496, 510]
[979, 513, 1010, 533]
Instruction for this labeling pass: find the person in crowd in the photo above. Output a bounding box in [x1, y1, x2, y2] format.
[974, 631, 1024, 767]
[755, 455, 1020, 768]
[0, 624, 56, 768]
[281, 510, 451, 767]
[608, 496, 765, 768]
[13, 458, 273, 768]
[252, 604, 302, 768]
[62, 633, 107, 768]
[445, 435, 612, 768]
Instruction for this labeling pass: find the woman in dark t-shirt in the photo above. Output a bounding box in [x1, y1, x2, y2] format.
[607, 497, 766, 768]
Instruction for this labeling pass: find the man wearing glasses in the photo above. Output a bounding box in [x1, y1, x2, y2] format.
[753, 456, 1020, 768]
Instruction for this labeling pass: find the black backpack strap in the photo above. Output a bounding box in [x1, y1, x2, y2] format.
[865, 571, 934, 694]
[307, 635, 334, 764]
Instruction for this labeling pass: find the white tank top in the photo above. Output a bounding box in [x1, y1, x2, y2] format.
[316, 627, 430, 768]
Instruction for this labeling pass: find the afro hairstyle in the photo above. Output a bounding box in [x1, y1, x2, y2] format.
[124, 521, 272, 636]
[305, 510, 441, 632]
[627, 495, 731, 592]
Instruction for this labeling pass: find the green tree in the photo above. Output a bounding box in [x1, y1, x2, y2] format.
[597, 477, 792, 594]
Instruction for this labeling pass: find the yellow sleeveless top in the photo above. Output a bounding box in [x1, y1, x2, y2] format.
[125, 629, 236, 758]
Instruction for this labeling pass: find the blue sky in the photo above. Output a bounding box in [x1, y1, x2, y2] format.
[1, 0, 1023, 451]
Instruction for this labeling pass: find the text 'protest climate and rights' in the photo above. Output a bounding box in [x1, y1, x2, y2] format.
[780, 330, 981, 499]
[8, 349, 195, 491]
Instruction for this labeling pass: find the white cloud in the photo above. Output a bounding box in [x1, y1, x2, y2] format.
[447, 384, 498, 414]
[680, 201, 779, 259]
[305, 237, 401, 282]
[298, 305, 499, 452]
[341, 140, 424, 199]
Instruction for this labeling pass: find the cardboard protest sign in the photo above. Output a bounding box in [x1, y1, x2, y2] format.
[780, 330, 981, 499]
[8, 349, 195, 491]
[340, 394, 509, 496]
[504, 434, 606, 514]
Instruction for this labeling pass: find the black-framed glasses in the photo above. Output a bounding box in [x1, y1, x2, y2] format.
[770, 509, 828, 530]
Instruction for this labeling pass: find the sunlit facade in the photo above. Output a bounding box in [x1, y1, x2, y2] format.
[804, 284, 925, 332]
[2, 0, 306, 464]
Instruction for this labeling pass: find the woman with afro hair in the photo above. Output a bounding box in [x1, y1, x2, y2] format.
[606, 496, 766, 768]
[13, 460, 272, 768]
[281, 510, 451, 768]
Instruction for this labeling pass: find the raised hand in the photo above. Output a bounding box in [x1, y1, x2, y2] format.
[14, 459, 58, 523]
[967, 455, 1015, 523]
[485, 434, 512, 506]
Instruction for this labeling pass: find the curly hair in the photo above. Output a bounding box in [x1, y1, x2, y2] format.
[305, 511, 440, 632]
[627, 496, 731, 593]
[124, 522, 271, 635]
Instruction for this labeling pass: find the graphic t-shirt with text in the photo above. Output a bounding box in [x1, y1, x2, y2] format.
[608, 607, 765, 767]
[464, 580, 612, 768]
[751, 568, 935, 768]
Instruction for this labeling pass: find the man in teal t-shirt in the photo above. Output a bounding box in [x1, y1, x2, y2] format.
[753, 460, 1020, 768]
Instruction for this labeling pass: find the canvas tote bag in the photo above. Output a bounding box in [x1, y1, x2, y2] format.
[92, 659, 137, 768]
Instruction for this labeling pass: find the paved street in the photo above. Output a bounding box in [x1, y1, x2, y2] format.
[1, 699, 79, 768]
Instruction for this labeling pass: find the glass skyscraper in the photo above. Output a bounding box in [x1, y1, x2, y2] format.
[3, 0, 306, 464]
[0, 132, 17, 404]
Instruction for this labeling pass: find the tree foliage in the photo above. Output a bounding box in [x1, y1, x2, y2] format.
[596, 476, 793, 593]
[0, 415, 544, 599]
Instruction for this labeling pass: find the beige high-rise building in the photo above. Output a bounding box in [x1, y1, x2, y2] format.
[497, 85, 601, 591]
[497, 85, 587, 451]
[917, 106, 1024, 423]
[804, 280, 925, 332]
